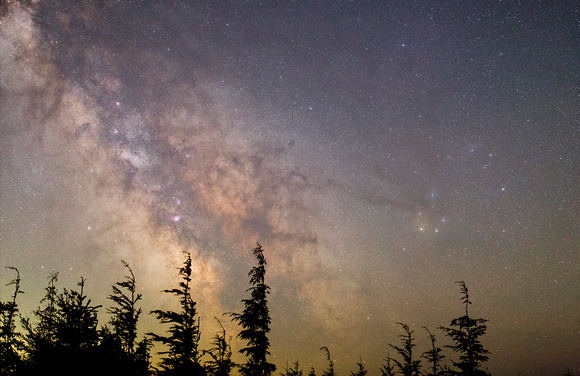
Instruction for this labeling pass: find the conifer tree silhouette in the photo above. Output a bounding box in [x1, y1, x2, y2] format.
[204, 318, 236, 376]
[21, 272, 59, 373]
[102, 261, 150, 375]
[230, 243, 276, 376]
[389, 322, 421, 376]
[349, 359, 367, 376]
[421, 327, 445, 376]
[320, 346, 335, 376]
[150, 252, 205, 376]
[0, 267, 24, 374]
[42, 277, 102, 375]
[380, 354, 396, 376]
[108, 260, 142, 354]
[439, 281, 490, 376]
[56, 278, 101, 351]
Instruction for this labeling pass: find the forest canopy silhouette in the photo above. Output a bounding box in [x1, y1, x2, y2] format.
[0, 243, 529, 376]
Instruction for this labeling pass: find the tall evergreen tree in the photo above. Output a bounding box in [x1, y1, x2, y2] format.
[320, 346, 335, 376]
[389, 322, 421, 376]
[439, 281, 490, 376]
[150, 252, 205, 376]
[230, 243, 276, 376]
[0, 267, 24, 375]
[108, 260, 142, 354]
[204, 318, 236, 376]
[422, 327, 445, 376]
[102, 261, 150, 375]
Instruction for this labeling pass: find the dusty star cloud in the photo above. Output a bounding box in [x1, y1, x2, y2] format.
[1, 2, 579, 376]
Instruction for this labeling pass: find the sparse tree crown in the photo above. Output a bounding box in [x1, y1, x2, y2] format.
[108, 260, 142, 354]
[320, 346, 335, 376]
[389, 322, 421, 376]
[204, 318, 236, 376]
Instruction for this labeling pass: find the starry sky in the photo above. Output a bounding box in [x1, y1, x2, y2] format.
[0, 1, 578, 375]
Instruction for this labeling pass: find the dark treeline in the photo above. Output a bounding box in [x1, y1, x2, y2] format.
[1, 243, 496, 376]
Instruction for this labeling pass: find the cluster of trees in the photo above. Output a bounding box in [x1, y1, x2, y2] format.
[1, 243, 492, 376]
[376, 280, 490, 376]
[283, 280, 491, 376]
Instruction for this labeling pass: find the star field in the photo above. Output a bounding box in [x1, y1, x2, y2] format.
[0, 1, 578, 375]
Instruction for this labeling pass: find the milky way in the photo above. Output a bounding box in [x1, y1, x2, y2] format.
[1, 2, 578, 375]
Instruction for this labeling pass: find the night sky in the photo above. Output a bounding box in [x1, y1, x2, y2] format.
[1, 1, 578, 375]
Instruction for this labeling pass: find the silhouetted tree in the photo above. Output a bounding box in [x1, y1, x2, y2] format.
[308, 367, 316, 376]
[56, 278, 101, 351]
[95, 326, 151, 376]
[25, 277, 103, 375]
[422, 327, 445, 376]
[280, 360, 303, 376]
[100, 261, 150, 375]
[204, 318, 236, 376]
[57, 277, 103, 375]
[108, 260, 142, 354]
[440, 281, 490, 376]
[0, 267, 24, 375]
[21, 272, 59, 373]
[98, 325, 126, 368]
[389, 322, 421, 376]
[230, 243, 276, 376]
[349, 359, 367, 376]
[320, 346, 335, 376]
[380, 354, 396, 376]
[150, 252, 205, 376]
